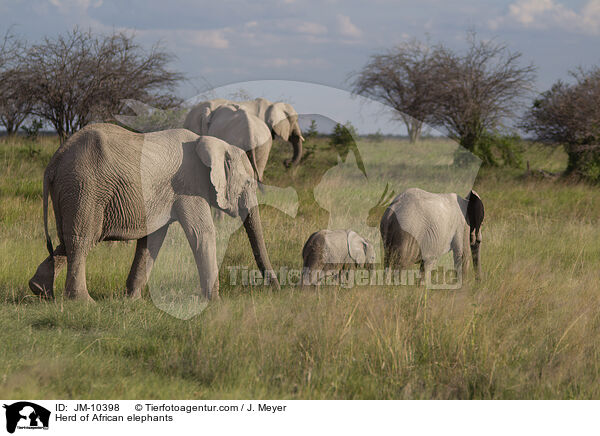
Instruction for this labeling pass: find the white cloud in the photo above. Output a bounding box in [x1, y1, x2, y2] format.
[277, 20, 328, 36]
[90, 25, 232, 50]
[263, 57, 329, 68]
[183, 29, 230, 49]
[295, 21, 328, 35]
[336, 14, 362, 38]
[48, 0, 102, 13]
[490, 0, 600, 34]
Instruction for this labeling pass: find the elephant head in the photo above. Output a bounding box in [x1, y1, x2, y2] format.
[238, 98, 304, 168]
[196, 136, 279, 287]
[466, 190, 484, 279]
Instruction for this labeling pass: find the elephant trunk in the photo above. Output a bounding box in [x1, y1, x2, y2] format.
[242, 204, 280, 290]
[284, 133, 303, 167]
[470, 242, 481, 280]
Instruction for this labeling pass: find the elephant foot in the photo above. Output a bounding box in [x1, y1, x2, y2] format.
[28, 277, 54, 299]
[126, 288, 142, 300]
[66, 290, 96, 303]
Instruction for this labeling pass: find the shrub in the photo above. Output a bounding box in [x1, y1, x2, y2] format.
[330, 121, 358, 156]
[475, 131, 523, 167]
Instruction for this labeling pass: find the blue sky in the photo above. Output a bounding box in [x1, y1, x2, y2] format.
[2, 0, 599, 133]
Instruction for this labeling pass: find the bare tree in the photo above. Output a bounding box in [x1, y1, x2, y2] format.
[350, 39, 442, 143]
[431, 34, 536, 152]
[0, 30, 31, 135]
[24, 28, 184, 142]
[522, 66, 600, 179]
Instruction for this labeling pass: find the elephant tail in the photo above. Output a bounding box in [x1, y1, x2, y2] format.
[43, 170, 53, 256]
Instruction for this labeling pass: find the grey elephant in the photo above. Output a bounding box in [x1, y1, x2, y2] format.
[301, 229, 376, 286]
[380, 188, 484, 284]
[236, 98, 304, 167]
[183, 102, 271, 182]
[28, 123, 279, 301]
[185, 98, 304, 172]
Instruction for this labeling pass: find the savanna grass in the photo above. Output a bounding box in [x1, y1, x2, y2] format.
[0, 134, 599, 399]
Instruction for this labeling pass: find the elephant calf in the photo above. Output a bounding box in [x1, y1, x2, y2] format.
[301, 229, 375, 286]
[380, 188, 484, 285]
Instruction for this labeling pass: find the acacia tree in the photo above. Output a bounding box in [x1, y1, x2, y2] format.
[350, 39, 443, 143]
[0, 30, 32, 135]
[522, 67, 600, 180]
[24, 28, 184, 142]
[431, 35, 536, 153]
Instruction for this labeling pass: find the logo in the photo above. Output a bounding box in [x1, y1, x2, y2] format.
[3, 402, 50, 434]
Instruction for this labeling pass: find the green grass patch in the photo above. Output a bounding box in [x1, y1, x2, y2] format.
[1, 134, 599, 398]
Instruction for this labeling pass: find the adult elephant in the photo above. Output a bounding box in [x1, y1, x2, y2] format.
[184, 102, 271, 182]
[380, 188, 484, 284]
[29, 123, 279, 301]
[237, 98, 304, 167]
[185, 98, 304, 172]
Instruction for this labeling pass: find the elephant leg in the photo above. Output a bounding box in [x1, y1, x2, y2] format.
[126, 225, 169, 299]
[452, 249, 466, 286]
[64, 237, 94, 301]
[29, 244, 67, 299]
[174, 197, 219, 300]
[452, 230, 468, 286]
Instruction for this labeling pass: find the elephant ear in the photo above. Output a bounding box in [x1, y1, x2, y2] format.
[347, 231, 367, 265]
[195, 136, 253, 216]
[266, 103, 292, 141]
[283, 103, 304, 140]
[467, 190, 484, 242]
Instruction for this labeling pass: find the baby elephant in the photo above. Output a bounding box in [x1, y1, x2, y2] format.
[380, 188, 484, 286]
[301, 229, 376, 286]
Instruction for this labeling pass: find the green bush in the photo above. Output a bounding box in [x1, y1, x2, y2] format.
[472, 131, 523, 167]
[566, 146, 600, 182]
[329, 121, 358, 156]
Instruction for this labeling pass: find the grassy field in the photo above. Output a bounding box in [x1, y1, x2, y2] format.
[1, 132, 599, 399]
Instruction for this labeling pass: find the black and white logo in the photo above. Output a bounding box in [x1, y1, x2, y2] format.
[3, 402, 50, 434]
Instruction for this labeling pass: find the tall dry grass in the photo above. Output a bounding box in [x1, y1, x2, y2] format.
[0, 134, 599, 398]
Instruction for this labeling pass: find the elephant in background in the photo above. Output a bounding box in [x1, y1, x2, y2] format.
[380, 188, 484, 285]
[237, 98, 304, 167]
[301, 229, 376, 286]
[29, 123, 279, 301]
[185, 97, 304, 172]
[183, 101, 271, 182]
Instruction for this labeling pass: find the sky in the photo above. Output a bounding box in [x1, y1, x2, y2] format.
[1, 0, 599, 133]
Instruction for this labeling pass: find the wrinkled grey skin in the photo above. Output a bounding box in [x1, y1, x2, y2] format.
[185, 98, 304, 171]
[301, 229, 376, 286]
[29, 123, 279, 302]
[184, 102, 271, 183]
[380, 188, 484, 284]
